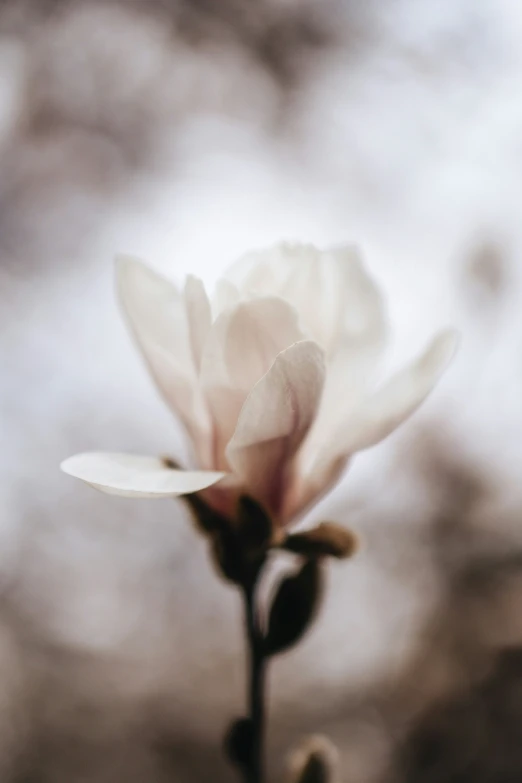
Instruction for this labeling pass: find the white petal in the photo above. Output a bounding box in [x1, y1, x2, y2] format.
[116, 256, 211, 459]
[332, 245, 386, 354]
[336, 329, 459, 454]
[219, 297, 304, 392]
[224, 243, 386, 359]
[226, 245, 321, 341]
[116, 255, 192, 370]
[61, 453, 225, 499]
[294, 248, 387, 479]
[281, 243, 386, 374]
[211, 278, 240, 319]
[200, 297, 304, 466]
[226, 340, 325, 515]
[223, 244, 287, 295]
[278, 246, 336, 348]
[184, 275, 211, 371]
[292, 329, 458, 520]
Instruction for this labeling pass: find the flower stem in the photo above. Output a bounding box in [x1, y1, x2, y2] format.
[243, 579, 267, 783]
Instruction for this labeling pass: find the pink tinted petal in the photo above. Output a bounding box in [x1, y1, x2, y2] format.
[223, 298, 304, 392]
[200, 297, 304, 467]
[61, 452, 225, 498]
[225, 340, 325, 516]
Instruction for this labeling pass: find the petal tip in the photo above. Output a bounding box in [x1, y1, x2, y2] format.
[60, 452, 227, 498]
[114, 253, 151, 287]
[60, 452, 87, 478]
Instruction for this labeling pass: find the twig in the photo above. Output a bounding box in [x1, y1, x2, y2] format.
[242, 578, 267, 783]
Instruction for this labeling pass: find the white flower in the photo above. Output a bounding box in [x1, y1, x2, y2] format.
[61, 242, 458, 526]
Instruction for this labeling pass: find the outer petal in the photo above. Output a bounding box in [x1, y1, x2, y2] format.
[307, 329, 458, 480]
[200, 297, 304, 467]
[116, 256, 211, 462]
[290, 330, 458, 521]
[61, 453, 225, 499]
[225, 340, 325, 516]
[331, 245, 386, 356]
[292, 248, 387, 477]
[334, 329, 459, 454]
[184, 275, 211, 371]
[117, 255, 192, 371]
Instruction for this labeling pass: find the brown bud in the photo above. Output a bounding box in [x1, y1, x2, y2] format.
[285, 735, 339, 783]
[181, 492, 273, 586]
[236, 495, 273, 554]
[283, 523, 358, 559]
[208, 496, 272, 584]
[180, 491, 229, 536]
[209, 528, 247, 584]
[224, 717, 254, 770]
[161, 456, 180, 470]
[163, 457, 229, 536]
[264, 559, 322, 656]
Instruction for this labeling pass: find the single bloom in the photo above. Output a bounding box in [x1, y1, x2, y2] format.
[61, 242, 458, 526]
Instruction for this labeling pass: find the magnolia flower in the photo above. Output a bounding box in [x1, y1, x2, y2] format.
[61, 243, 457, 526]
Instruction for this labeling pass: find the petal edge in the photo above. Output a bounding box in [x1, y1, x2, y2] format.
[61, 452, 225, 499]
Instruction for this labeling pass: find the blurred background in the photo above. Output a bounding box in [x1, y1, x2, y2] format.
[2, 0, 522, 780]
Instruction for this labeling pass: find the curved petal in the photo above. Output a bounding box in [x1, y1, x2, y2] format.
[116, 255, 192, 371]
[278, 250, 330, 346]
[340, 329, 459, 450]
[116, 256, 211, 461]
[184, 275, 211, 371]
[313, 329, 458, 478]
[288, 248, 387, 480]
[283, 243, 386, 360]
[291, 330, 458, 521]
[200, 297, 304, 467]
[226, 340, 325, 516]
[61, 453, 225, 499]
[222, 298, 304, 392]
[331, 245, 386, 356]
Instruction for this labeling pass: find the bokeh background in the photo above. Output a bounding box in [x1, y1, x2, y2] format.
[3, 0, 522, 780]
